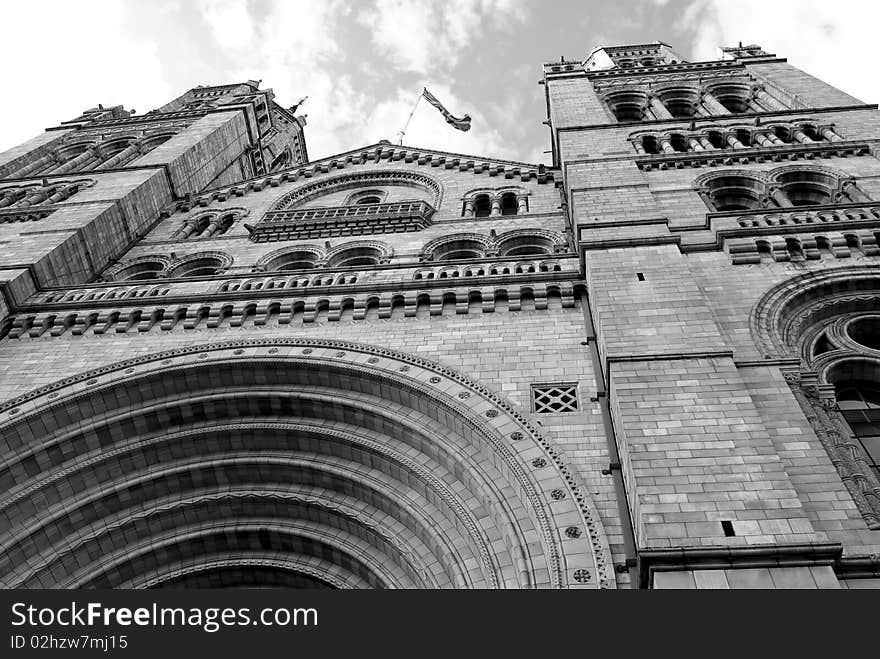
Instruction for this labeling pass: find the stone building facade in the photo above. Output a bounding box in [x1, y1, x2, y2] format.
[0, 42, 878, 589]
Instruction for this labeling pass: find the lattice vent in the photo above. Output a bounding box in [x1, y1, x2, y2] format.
[532, 384, 579, 414]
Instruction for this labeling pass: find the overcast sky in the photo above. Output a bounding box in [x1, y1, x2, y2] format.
[2, 0, 877, 164]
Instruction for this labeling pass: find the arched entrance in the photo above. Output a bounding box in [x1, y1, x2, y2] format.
[0, 340, 614, 589]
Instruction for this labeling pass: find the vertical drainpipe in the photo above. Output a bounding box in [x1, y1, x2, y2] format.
[561, 185, 640, 587]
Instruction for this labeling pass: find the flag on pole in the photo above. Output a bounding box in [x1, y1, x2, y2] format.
[421, 88, 471, 132]
[289, 96, 309, 113]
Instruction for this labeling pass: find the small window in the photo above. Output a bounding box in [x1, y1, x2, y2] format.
[500, 192, 518, 216]
[356, 196, 382, 205]
[532, 384, 579, 414]
[474, 194, 491, 217]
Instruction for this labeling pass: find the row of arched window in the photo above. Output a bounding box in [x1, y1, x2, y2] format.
[604, 81, 788, 123]
[462, 191, 528, 217]
[0, 180, 91, 209]
[170, 209, 245, 240]
[107, 230, 567, 281]
[697, 167, 871, 212]
[3, 132, 174, 179]
[633, 122, 842, 155]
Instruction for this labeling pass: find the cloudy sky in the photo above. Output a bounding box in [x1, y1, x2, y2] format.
[1, 0, 877, 164]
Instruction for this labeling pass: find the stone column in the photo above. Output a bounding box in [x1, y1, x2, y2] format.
[632, 141, 647, 155]
[14, 187, 50, 208]
[648, 96, 673, 120]
[658, 137, 676, 154]
[8, 153, 58, 178]
[0, 189, 27, 208]
[688, 137, 705, 151]
[753, 88, 787, 111]
[701, 91, 731, 115]
[463, 200, 475, 218]
[44, 147, 99, 175]
[698, 136, 716, 150]
[725, 133, 746, 149]
[766, 186, 792, 208]
[516, 195, 528, 214]
[820, 126, 843, 142]
[95, 141, 143, 170]
[490, 197, 501, 216]
[753, 132, 775, 147]
[840, 181, 871, 203]
[44, 184, 77, 204]
[791, 128, 814, 144]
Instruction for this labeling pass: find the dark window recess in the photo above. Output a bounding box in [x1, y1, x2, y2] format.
[721, 520, 736, 537]
[533, 384, 579, 414]
[636, 272, 645, 281]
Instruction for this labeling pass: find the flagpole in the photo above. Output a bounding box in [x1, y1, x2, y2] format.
[397, 89, 424, 146]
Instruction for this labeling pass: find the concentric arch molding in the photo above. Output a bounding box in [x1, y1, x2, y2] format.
[0, 338, 615, 590]
[750, 265, 880, 358]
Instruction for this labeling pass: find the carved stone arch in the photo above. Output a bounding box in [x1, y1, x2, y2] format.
[56, 140, 99, 159]
[0, 339, 616, 590]
[104, 254, 172, 282]
[495, 228, 568, 257]
[138, 131, 177, 151]
[421, 233, 494, 262]
[343, 188, 387, 206]
[768, 164, 855, 206]
[324, 240, 393, 268]
[270, 170, 443, 211]
[256, 244, 326, 272]
[693, 169, 769, 212]
[167, 250, 233, 278]
[751, 267, 880, 529]
[750, 266, 880, 359]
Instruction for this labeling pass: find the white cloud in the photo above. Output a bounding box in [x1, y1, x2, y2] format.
[196, 0, 256, 49]
[358, 0, 527, 75]
[682, 0, 880, 105]
[0, 0, 171, 153]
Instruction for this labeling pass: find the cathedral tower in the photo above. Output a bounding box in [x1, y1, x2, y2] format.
[544, 41, 880, 587]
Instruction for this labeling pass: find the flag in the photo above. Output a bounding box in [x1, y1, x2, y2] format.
[289, 96, 308, 113]
[421, 88, 471, 132]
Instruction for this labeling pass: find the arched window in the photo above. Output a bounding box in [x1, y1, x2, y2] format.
[702, 174, 765, 212]
[432, 239, 486, 261]
[669, 133, 688, 152]
[474, 194, 491, 218]
[346, 189, 387, 206]
[774, 170, 837, 206]
[706, 130, 725, 149]
[605, 90, 648, 122]
[114, 260, 166, 281]
[706, 83, 753, 114]
[500, 192, 518, 216]
[326, 245, 384, 268]
[497, 234, 555, 257]
[171, 256, 225, 278]
[656, 87, 701, 118]
[263, 250, 320, 272]
[836, 382, 880, 479]
[774, 126, 792, 143]
[641, 135, 660, 154]
[735, 129, 752, 147]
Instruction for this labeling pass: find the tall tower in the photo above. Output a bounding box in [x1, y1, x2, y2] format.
[544, 41, 880, 588]
[0, 81, 306, 317]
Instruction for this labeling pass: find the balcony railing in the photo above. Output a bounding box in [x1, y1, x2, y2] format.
[250, 200, 435, 242]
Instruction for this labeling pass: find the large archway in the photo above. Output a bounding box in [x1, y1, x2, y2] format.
[0, 340, 614, 589]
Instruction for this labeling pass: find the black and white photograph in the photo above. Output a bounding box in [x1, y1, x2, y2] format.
[0, 0, 877, 652]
